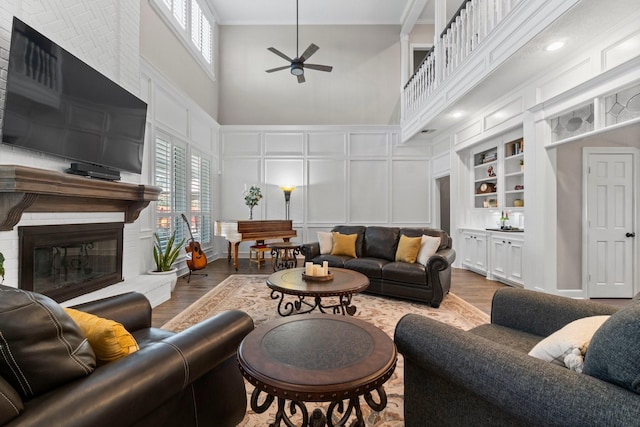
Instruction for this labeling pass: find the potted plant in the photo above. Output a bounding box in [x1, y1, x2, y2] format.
[152, 230, 185, 273]
[244, 186, 263, 220]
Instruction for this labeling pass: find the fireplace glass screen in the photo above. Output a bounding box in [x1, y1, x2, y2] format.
[19, 223, 124, 302]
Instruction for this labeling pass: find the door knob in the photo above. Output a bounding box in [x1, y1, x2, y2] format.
[626, 232, 636, 238]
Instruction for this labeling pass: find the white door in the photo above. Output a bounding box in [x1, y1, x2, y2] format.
[585, 151, 636, 298]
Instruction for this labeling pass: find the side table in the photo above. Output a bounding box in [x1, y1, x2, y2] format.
[269, 242, 301, 271]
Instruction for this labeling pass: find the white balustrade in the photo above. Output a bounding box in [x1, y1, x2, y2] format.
[402, 0, 523, 121]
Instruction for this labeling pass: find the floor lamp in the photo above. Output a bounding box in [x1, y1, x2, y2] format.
[280, 186, 295, 220]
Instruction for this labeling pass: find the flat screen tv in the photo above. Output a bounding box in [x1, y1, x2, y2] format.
[1, 17, 147, 177]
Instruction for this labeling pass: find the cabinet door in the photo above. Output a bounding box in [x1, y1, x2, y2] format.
[474, 234, 487, 273]
[506, 238, 524, 285]
[462, 233, 476, 267]
[490, 237, 507, 280]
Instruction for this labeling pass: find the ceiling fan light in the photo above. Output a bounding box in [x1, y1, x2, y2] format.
[290, 64, 304, 76]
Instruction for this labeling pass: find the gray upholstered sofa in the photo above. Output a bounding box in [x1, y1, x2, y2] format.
[300, 225, 455, 308]
[394, 287, 640, 426]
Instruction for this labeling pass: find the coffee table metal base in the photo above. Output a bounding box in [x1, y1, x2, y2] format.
[250, 386, 388, 427]
[270, 289, 358, 316]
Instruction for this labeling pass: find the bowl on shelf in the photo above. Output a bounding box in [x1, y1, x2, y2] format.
[513, 199, 524, 207]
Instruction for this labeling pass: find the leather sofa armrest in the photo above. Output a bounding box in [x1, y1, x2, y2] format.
[300, 242, 320, 262]
[70, 292, 152, 332]
[394, 313, 640, 427]
[490, 288, 618, 336]
[0, 377, 23, 425]
[424, 248, 455, 308]
[11, 310, 254, 427]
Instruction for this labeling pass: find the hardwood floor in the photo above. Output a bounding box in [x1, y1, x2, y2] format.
[151, 259, 509, 327]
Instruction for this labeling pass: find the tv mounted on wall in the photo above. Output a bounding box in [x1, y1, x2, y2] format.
[1, 17, 147, 180]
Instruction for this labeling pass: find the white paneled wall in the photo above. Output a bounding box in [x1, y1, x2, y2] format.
[218, 126, 433, 257]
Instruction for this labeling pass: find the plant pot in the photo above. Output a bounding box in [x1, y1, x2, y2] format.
[148, 267, 178, 291]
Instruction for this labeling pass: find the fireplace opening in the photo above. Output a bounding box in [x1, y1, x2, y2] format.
[19, 223, 124, 302]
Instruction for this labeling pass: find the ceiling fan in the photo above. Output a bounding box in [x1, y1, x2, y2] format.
[265, 0, 333, 83]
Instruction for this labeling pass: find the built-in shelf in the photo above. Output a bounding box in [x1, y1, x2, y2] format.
[0, 165, 161, 231]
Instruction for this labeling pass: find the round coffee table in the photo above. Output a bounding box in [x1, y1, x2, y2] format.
[266, 267, 369, 316]
[238, 314, 397, 427]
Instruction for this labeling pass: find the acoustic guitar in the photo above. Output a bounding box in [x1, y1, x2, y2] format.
[181, 214, 207, 271]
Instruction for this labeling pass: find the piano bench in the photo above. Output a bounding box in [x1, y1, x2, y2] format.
[249, 245, 272, 270]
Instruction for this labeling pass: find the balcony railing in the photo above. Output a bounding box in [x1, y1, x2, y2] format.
[403, 0, 523, 121]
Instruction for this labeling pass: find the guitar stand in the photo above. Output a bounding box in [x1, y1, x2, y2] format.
[185, 270, 208, 283]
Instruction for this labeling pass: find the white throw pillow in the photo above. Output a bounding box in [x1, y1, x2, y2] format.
[417, 235, 441, 266]
[528, 315, 610, 373]
[317, 231, 333, 255]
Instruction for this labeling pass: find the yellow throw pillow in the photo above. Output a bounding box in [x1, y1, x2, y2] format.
[331, 232, 358, 258]
[395, 235, 423, 264]
[64, 308, 139, 363]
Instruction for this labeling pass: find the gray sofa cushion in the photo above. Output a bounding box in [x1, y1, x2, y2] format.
[363, 226, 399, 261]
[0, 286, 96, 399]
[583, 302, 640, 393]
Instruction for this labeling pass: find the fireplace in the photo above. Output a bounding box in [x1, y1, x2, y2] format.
[19, 223, 124, 302]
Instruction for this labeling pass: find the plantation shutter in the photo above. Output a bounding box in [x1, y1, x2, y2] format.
[173, 145, 187, 244]
[190, 0, 212, 64]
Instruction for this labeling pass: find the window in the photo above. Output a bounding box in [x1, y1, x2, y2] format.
[188, 150, 212, 245]
[154, 133, 212, 250]
[152, 0, 214, 77]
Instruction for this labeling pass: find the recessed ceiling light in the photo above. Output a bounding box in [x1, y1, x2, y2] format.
[451, 111, 464, 118]
[544, 41, 565, 52]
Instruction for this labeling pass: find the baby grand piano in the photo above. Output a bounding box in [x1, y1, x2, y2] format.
[215, 220, 297, 270]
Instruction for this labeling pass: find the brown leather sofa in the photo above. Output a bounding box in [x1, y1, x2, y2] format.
[301, 225, 455, 308]
[0, 290, 254, 427]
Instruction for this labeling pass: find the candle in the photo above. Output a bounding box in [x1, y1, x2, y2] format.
[305, 262, 313, 276]
[313, 265, 322, 276]
[322, 261, 328, 276]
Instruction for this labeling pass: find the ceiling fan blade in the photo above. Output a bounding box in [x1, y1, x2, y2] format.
[297, 74, 306, 84]
[265, 65, 290, 73]
[299, 43, 319, 62]
[268, 47, 293, 63]
[304, 63, 333, 72]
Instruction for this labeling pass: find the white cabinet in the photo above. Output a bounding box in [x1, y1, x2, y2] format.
[461, 230, 487, 275]
[489, 233, 524, 287]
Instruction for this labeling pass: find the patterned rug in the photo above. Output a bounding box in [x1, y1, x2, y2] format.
[162, 275, 489, 426]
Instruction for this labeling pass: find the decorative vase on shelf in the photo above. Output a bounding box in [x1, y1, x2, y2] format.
[249, 207, 253, 220]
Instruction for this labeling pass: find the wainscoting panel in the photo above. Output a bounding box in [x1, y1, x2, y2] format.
[308, 132, 347, 156]
[350, 133, 389, 157]
[265, 133, 304, 156]
[222, 158, 262, 220]
[392, 159, 430, 223]
[306, 159, 347, 224]
[265, 159, 304, 221]
[155, 86, 189, 137]
[349, 160, 389, 223]
[222, 132, 262, 156]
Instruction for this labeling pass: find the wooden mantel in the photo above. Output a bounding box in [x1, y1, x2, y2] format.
[0, 165, 161, 231]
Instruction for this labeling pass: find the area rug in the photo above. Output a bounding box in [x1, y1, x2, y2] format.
[162, 275, 489, 426]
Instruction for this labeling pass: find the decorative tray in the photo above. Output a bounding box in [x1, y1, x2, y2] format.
[302, 271, 334, 282]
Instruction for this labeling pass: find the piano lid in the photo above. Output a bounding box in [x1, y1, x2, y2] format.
[215, 220, 295, 243]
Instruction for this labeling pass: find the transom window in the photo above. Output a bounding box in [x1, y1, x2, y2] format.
[152, 0, 215, 78]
